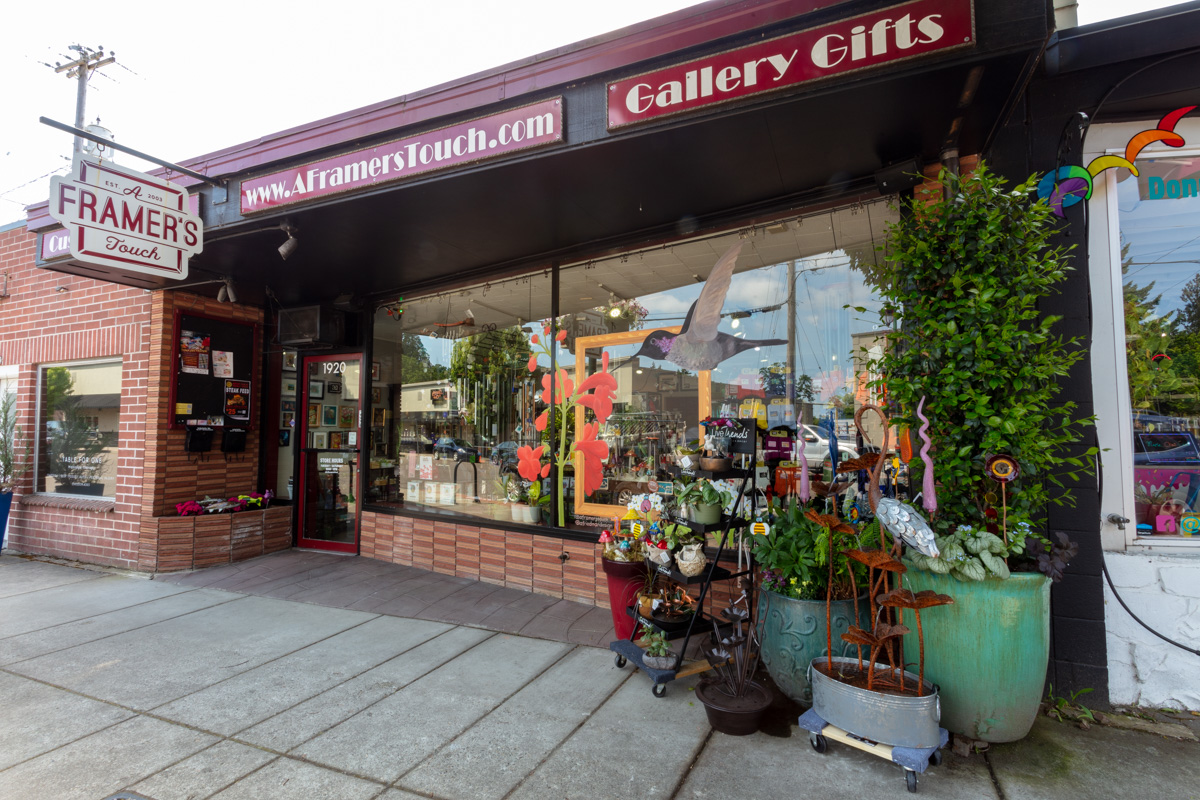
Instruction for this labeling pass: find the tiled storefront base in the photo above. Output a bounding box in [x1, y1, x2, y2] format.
[362, 510, 739, 616]
[139, 506, 293, 572]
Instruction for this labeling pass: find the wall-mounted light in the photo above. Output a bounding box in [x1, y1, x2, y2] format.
[278, 222, 299, 260]
[216, 276, 238, 304]
[56, 285, 70, 293]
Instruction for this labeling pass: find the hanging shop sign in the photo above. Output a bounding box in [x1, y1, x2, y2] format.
[607, 0, 974, 129]
[47, 156, 203, 281]
[241, 97, 564, 214]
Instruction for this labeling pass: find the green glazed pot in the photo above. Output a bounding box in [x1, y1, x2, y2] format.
[757, 588, 866, 706]
[902, 569, 1050, 743]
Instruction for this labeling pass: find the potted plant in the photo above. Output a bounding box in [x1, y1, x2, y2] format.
[861, 163, 1097, 743]
[753, 497, 874, 705]
[674, 478, 729, 525]
[696, 597, 771, 736]
[599, 525, 648, 641]
[520, 478, 550, 524]
[0, 389, 30, 552]
[639, 629, 675, 670]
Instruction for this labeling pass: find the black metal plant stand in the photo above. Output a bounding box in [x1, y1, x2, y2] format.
[609, 457, 756, 698]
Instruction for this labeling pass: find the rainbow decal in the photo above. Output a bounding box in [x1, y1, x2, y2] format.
[1036, 106, 1196, 216]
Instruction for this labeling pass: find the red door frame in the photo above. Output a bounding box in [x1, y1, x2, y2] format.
[297, 353, 363, 553]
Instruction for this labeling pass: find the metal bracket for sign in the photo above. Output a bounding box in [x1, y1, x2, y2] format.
[39, 117, 225, 187]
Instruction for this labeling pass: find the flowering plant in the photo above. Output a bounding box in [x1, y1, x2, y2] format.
[527, 323, 619, 526]
[176, 500, 204, 516]
[175, 490, 272, 517]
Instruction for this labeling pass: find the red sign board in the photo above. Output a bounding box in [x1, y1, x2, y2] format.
[47, 157, 203, 280]
[241, 98, 564, 214]
[607, 0, 974, 129]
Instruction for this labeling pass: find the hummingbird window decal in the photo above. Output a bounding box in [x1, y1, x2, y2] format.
[632, 241, 786, 372]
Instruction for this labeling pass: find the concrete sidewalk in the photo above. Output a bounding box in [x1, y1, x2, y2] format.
[0, 552, 1196, 800]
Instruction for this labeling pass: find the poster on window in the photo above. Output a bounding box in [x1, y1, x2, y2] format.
[180, 331, 211, 375]
[224, 380, 251, 421]
[212, 350, 234, 378]
[418, 454, 434, 480]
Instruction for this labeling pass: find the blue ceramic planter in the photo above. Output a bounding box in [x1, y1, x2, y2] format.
[757, 588, 867, 705]
[0, 491, 12, 553]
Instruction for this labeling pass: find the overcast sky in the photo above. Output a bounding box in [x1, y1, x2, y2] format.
[0, 0, 1188, 225]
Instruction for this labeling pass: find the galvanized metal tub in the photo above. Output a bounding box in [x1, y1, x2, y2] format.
[809, 655, 941, 749]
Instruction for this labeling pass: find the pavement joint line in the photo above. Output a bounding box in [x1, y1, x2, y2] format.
[984, 748, 1007, 800]
[668, 726, 715, 800]
[144, 611, 386, 714]
[120, 739, 284, 800]
[389, 642, 586, 786]
[0, 593, 248, 667]
[245, 630, 502, 758]
[495, 666, 637, 800]
[0, 585, 205, 643]
[0, 694, 136, 775]
[223, 623, 476, 740]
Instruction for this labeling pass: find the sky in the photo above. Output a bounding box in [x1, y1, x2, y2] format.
[0, 0, 1189, 225]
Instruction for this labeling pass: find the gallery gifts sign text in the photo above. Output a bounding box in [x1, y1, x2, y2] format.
[607, 0, 973, 128]
[241, 98, 563, 213]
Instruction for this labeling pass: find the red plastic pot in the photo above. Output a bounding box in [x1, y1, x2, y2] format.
[601, 557, 648, 640]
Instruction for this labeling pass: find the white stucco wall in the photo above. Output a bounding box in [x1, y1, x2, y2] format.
[1104, 552, 1200, 710]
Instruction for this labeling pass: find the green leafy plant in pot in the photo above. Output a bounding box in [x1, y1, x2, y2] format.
[752, 497, 878, 704]
[859, 163, 1097, 743]
[674, 478, 730, 526]
[0, 389, 31, 551]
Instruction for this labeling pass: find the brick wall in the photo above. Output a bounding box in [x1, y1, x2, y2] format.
[362, 511, 738, 615]
[1, 223, 151, 569]
[0, 222, 282, 572]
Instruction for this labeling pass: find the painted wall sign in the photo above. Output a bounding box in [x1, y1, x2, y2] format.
[607, 0, 974, 129]
[47, 157, 203, 281]
[241, 98, 563, 214]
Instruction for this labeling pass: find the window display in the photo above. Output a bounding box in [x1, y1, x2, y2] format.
[1115, 152, 1200, 535]
[36, 360, 122, 498]
[368, 199, 896, 528]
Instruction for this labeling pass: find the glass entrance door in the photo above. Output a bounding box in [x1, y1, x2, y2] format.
[298, 354, 362, 552]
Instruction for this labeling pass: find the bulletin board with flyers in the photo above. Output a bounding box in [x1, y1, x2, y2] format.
[169, 310, 259, 429]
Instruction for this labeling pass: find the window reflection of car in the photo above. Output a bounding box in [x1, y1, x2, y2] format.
[799, 424, 859, 463]
[434, 437, 478, 462]
[399, 434, 434, 453]
[490, 441, 522, 474]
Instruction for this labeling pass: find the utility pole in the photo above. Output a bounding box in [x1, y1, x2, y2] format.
[52, 45, 116, 154]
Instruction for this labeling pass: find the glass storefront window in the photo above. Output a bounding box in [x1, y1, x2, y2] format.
[36, 360, 122, 498]
[368, 200, 895, 528]
[370, 272, 553, 524]
[1115, 153, 1200, 534]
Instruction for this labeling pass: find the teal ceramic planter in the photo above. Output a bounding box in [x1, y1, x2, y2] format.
[757, 588, 866, 706]
[902, 570, 1050, 743]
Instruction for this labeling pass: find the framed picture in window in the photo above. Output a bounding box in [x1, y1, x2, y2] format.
[282, 399, 296, 414]
[308, 403, 319, 427]
[339, 406, 355, 428]
[372, 361, 381, 381]
[281, 412, 294, 429]
[371, 387, 382, 404]
[282, 379, 298, 396]
[279, 430, 291, 447]
[327, 381, 342, 395]
[308, 379, 323, 399]
[282, 351, 297, 372]
[372, 407, 386, 427]
[311, 431, 326, 449]
[329, 432, 343, 450]
[322, 405, 338, 426]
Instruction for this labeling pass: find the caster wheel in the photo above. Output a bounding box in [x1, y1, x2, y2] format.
[809, 733, 827, 753]
[929, 749, 943, 767]
[906, 770, 918, 793]
[652, 683, 668, 698]
[614, 654, 627, 668]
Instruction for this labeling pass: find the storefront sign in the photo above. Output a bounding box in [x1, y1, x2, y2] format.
[47, 157, 203, 280]
[607, 0, 974, 129]
[241, 98, 564, 214]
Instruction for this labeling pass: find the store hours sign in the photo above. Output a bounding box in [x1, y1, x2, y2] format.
[47, 156, 204, 282]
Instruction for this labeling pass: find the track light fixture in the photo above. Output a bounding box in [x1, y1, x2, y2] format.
[216, 276, 238, 304]
[278, 223, 299, 260]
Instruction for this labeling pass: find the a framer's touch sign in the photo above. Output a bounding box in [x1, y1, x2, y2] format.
[608, 0, 973, 129]
[48, 156, 203, 280]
